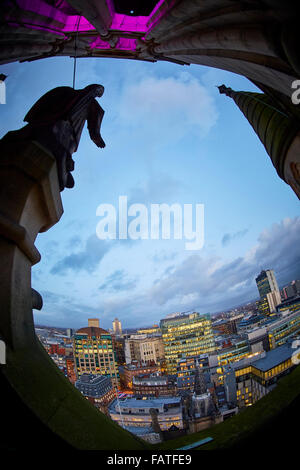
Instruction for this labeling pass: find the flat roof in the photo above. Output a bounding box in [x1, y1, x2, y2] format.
[252, 344, 293, 372]
[118, 397, 181, 408]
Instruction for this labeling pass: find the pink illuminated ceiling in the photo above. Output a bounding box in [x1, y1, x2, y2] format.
[10, 0, 172, 53]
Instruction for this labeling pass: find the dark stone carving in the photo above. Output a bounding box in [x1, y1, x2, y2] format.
[31, 288, 43, 311]
[217, 84, 233, 97]
[0, 84, 106, 191]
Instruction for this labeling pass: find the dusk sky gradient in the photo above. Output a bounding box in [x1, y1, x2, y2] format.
[0, 56, 299, 329]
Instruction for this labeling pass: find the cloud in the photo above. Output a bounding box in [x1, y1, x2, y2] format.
[40, 217, 300, 328]
[118, 73, 218, 145]
[222, 229, 248, 246]
[129, 173, 183, 205]
[66, 235, 82, 249]
[99, 269, 136, 292]
[50, 234, 112, 275]
[148, 217, 300, 312]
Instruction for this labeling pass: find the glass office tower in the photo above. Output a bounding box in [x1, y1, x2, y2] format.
[160, 312, 215, 375]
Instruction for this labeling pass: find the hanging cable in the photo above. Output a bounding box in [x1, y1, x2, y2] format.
[72, 15, 81, 89]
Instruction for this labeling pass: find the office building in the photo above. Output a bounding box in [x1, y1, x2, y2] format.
[75, 373, 115, 411]
[267, 308, 300, 349]
[233, 342, 297, 408]
[160, 312, 215, 375]
[213, 318, 238, 335]
[119, 361, 160, 390]
[73, 321, 120, 388]
[132, 374, 177, 397]
[112, 318, 122, 336]
[277, 296, 300, 315]
[176, 356, 197, 391]
[124, 334, 165, 365]
[256, 269, 279, 297]
[109, 396, 184, 431]
[282, 280, 300, 300]
[88, 318, 100, 328]
[66, 355, 77, 384]
[256, 270, 281, 315]
[137, 325, 161, 335]
[66, 328, 74, 338]
[112, 336, 126, 366]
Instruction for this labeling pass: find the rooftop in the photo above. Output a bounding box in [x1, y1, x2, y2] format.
[118, 396, 181, 408]
[75, 326, 110, 337]
[76, 374, 111, 385]
[252, 343, 294, 372]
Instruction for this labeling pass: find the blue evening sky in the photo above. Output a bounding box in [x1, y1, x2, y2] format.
[0, 56, 299, 329]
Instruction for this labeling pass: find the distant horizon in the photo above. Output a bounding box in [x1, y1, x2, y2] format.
[33, 276, 300, 331]
[32, 294, 264, 331]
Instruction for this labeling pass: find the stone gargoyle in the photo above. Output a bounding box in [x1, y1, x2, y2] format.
[0, 84, 106, 191]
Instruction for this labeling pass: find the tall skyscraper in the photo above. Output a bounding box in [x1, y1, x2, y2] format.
[73, 321, 119, 388]
[112, 317, 122, 336]
[160, 312, 215, 375]
[256, 270, 279, 297]
[256, 270, 281, 315]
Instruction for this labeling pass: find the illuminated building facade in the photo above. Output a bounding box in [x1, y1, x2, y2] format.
[124, 334, 165, 365]
[137, 325, 161, 335]
[109, 396, 184, 431]
[75, 373, 115, 412]
[73, 324, 120, 388]
[267, 309, 300, 349]
[215, 338, 250, 368]
[176, 357, 197, 391]
[276, 297, 300, 315]
[160, 313, 215, 375]
[66, 355, 77, 384]
[132, 374, 177, 397]
[119, 361, 159, 390]
[233, 343, 297, 408]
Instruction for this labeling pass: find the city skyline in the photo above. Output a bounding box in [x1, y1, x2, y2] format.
[1, 58, 299, 330]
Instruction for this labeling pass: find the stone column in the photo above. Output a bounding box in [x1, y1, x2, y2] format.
[218, 85, 300, 200]
[0, 139, 63, 349]
[0, 138, 147, 450]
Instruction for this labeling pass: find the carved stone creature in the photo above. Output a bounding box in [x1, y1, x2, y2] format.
[1, 84, 105, 191]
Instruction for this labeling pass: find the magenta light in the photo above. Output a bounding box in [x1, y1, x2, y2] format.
[89, 37, 111, 50]
[63, 16, 95, 32]
[115, 37, 137, 51]
[111, 14, 148, 33]
[10, 0, 172, 53]
[16, 0, 67, 25]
